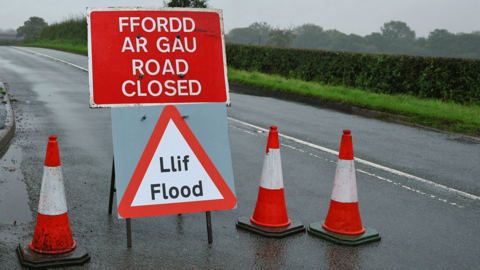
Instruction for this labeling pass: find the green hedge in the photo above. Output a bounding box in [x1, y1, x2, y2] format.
[0, 39, 17, 46]
[226, 44, 480, 104]
[31, 15, 88, 46]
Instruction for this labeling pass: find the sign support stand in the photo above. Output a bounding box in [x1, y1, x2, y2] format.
[206, 212, 213, 243]
[108, 158, 115, 215]
[108, 157, 132, 247]
[126, 218, 132, 247]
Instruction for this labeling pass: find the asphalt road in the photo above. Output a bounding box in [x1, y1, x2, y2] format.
[0, 46, 479, 269]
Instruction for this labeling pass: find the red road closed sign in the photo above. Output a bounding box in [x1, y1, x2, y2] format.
[87, 7, 229, 108]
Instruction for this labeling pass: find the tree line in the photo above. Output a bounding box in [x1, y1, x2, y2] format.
[226, 21, 480, 59]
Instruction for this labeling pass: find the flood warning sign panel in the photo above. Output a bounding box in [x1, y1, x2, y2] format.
[116, 105, 236, 218]
[87, 7, 229, 107]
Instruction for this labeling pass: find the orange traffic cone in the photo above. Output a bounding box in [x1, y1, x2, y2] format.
[17, 136, 90, 268]
[308, 130, 380, 246]
[236, 126, 304, 237]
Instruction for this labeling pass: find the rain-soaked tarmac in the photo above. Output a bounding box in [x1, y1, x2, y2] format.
[0, 145, 32, 225]
[0, 47, 479, 269]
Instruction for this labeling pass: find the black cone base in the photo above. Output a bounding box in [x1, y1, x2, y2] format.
[236, 216, 305, 238]
[17, 237, 90, 269]
[308, 221, 381, 246]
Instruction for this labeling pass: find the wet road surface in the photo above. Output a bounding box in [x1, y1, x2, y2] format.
[0, 46, 479, 269]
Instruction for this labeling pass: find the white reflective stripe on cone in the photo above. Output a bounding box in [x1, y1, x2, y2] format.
[331, 159, 358, 203]
[38, 166, 68, 215]
[259, 148, 284, 190]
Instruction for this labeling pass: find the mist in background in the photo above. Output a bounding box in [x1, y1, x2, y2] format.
[226, 21, 480, 59]
[0, 28, 16, 34]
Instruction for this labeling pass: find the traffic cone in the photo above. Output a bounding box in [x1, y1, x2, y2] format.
[308, 130, 380, 246]
[236, 126, 304, 237]
[17, 136, 90, 268]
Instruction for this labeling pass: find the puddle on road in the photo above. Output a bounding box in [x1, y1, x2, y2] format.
[0, 145, 32, 224]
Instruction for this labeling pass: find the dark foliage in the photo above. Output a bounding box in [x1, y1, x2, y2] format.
[16, 16, 48, 38]
[24, 15, 87, 45]
[266, 28, 296, 47]
[0, 39, 16, 46]
[164, 0, 209, 8]
[226, 44, 480, 104]
[41, 15, 87, 43]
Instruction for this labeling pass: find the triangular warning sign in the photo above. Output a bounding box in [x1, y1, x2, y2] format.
[118, 105, 236, 218]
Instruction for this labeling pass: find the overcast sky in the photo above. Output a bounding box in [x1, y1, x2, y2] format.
[1, 0, 479, 37]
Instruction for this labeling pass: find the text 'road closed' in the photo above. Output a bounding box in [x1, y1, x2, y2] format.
[89, 9, 228, 107]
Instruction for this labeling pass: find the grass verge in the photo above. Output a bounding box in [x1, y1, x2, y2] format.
[228, 67, 480, 136]
[21, 39, 87, 56]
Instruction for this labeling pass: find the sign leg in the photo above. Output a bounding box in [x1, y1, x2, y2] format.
[206, 211, 213, 243]
[126, 218, 132, 248]
[108, 158, 115, 214]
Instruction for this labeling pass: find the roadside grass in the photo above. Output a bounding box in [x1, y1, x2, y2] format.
[228, 67, 480, 136]
[21, 39, 87, 56]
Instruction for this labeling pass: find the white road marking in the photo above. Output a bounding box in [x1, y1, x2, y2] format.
[11, 47, 478, 204]
[233, 124, 466, 208]
[13, 47, 89, 72]
[356, 169, 463, 208]
[228, 117, 480, 202]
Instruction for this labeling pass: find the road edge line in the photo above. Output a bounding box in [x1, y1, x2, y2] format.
[13, 47, 88, 72]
